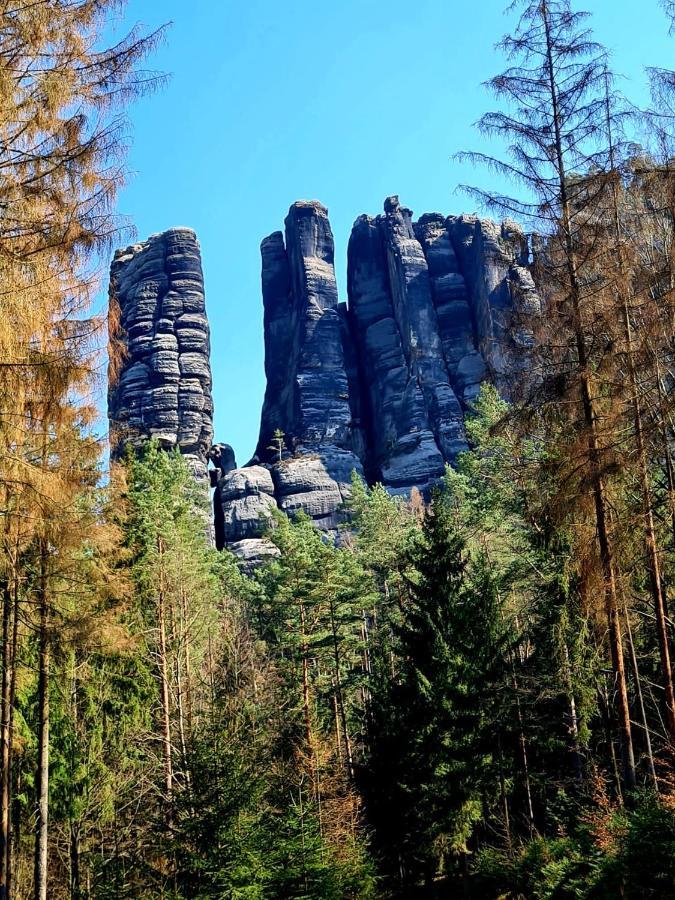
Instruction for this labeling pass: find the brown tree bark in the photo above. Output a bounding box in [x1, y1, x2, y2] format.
[34, 541, 50, 900]
[541, 0, 636, 789]
[0, 574, 14, 900]
[156, 538, 174, 828]
[603, 84, 675, 743]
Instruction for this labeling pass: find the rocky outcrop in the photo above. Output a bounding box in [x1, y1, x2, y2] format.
[108, 228, 213, 483]
[347, 201, 468, 492]
[106, 201, 539, 565]
[253, 200, 365, 532]
[447, 215, 540, 394]
[212, 196, 540, 555]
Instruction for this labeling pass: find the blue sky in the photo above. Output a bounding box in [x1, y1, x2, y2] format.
[106, 0, 673, 465]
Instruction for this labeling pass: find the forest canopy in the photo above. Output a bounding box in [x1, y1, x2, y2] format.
[2, 1, 675, 899]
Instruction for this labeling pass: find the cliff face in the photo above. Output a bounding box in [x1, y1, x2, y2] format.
[212, 202, 366, 563]
[107, 201, 539, 566]
[108, 228, 213, 483]
[211, 196, 539, 563]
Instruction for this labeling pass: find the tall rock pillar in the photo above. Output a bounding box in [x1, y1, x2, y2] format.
[108, 228, 214, 483]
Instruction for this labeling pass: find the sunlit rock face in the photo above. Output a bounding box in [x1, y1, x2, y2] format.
[107, 228, 213, 484]
[213, 196, 540, 559]
[106, 201, 539, 566]
[344, 197, 537, 493]
[253, 200, 366, 534]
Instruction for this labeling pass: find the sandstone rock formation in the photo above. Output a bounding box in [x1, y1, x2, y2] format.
[212, 196, 539, 560]
[107, 201, 539, 566]
[108, 228, 214, 484]
[252, 200, 365, 532]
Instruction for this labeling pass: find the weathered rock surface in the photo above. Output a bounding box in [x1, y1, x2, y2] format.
[254, 200, 365, 530]
[217, 465, 277, 544]
[228, 538, 281, 571]
[213, 196, 540, 554]
[106, 202, 540, 565]
[108, 228, 213, 483]
[447, 215, 539, 395]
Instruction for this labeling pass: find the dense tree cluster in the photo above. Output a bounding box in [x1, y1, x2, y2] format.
[2, 0, 675, 897]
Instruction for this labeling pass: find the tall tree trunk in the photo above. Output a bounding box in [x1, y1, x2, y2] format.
[600, 678, 623, 802]
[513, 673, 535, 836]
[542, 0, 636, 788]
[299, 602, 314, 779]
[329, 599, 354, 779]
[180, 587, 193, 736]
[34, 541, 50, 900]
[69, 661, 81, 900]
[156, 538, 174, 828]
[332, 690, 343, 761]
[626, 382, 675, 744]
[170, 592, 190, 794]
[69, 824, 80, 900]
[497, 735, 513, 854]
[604, 87, 675, 742]
[0, 572, 14, 900]
[561, 640, 584, 784]
[7, 571, 20, 900]
[622, 602, 659, 790]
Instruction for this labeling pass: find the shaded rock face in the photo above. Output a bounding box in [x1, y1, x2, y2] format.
[447, 215, 540, 393]
[213, 197, 540, 558]
[108, 228, 213, 483]
[343, 197, 538, 493]
[106, 204, 539, 566]
[253, 200, 365, 533]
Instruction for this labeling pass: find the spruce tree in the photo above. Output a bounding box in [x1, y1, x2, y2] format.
[459, 0, 637, 789]
[366, 494, 512, 887]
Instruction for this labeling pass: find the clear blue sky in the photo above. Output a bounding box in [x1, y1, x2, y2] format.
[106, 0, 673, 465]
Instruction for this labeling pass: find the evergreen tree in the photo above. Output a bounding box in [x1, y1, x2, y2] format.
[459, 0, 638, 789]
[365, 494, 513, 888]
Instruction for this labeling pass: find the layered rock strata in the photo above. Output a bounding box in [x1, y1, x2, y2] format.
[107, 228, 213, 483]
[107, 202, 539, 566]
[213, 197, 539, 562]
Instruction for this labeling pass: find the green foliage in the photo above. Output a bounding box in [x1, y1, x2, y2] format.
[474, 795, 675, 899]
[365, 492, 514, 885]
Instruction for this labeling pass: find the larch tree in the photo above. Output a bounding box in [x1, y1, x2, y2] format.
[0, 3, 163, 897]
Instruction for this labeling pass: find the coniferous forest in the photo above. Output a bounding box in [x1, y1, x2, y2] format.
[3, 1, 675, 897]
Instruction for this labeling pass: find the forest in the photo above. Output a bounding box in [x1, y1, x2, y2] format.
[2, 0, 675, 897]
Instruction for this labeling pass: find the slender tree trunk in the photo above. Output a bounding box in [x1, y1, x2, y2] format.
[542, 0, 636, 788]
[514, 677, 535, 836]
[7, 572, 20, 900]
[622, 603, 659, 790]
[332, 690, 342, 761]
[329, 599, 354, 779]
[628, 399, 675, 744]
[600, 678, 623, 802]
[9, 768, 19, 900]
[171, 599, 190, 792]
[561, 640, 584, 784]
[180, 587, 193, 735]
[508, 613, 535, 834]
[604, 91, 675, 742]
[0, 572, 14, 900]
[299, 602, 314, 782]
[69, 662, 81, 900]
[69, 822, 80, 900]
[34, 541, 50, 900]
[497, 735, 513, 854]
[156, 538, 174, 828]
[650, 355, 675, 555]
